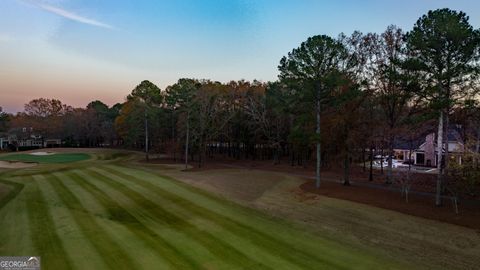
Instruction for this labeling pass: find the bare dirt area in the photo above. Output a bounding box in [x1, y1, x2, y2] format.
[143, 159, 480, 270]
[0, 161, 37, 169]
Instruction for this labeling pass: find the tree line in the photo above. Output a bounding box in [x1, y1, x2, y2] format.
[1, 9, 479, 205]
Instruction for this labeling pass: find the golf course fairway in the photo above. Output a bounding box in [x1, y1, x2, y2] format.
[0, 152, 407, 269]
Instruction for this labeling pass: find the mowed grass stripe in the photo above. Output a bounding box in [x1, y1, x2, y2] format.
[0, 178, 34, 255]
[25, 176, 74, 269]
[65, 170, 202, 270]
[79, 168, 271, 270]
[70, 170, 231, 270]
[45, 173, 139, 270]
[0, 179, 23, 211]
[91, 166, 304, 270]
[55, 172, 174, 270]
[34, 175, 110, 270]
[104, 165, 358, 270]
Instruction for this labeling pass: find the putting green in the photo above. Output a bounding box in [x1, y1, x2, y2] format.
[0, 153, 90, 164]
[0, 156, 409, 269]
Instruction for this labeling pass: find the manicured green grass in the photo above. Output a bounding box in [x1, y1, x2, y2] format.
[0, 153, 408, 269]
[0, 153, 90, 164]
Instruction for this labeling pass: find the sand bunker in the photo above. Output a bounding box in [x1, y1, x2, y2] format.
[0, 160, 37, 169]
[30, 152, 55, 156]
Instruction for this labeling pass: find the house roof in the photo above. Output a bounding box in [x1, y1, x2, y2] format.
[394, 128, 464, 151]
[393, 137, 424, 150]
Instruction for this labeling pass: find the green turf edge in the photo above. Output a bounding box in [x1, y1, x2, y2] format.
[0, 153, 91, 164]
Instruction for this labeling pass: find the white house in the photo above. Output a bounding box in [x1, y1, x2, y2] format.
[395, 130, 464, 167]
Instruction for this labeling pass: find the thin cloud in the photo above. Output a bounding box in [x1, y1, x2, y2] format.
[27, 1, 114, 29]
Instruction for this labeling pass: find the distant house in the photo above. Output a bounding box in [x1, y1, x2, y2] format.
[0, 133, 7, 150]
[394, 129, 464, 167]
[18, 135, 43, 148]
[3, 127, 63, 150]
[6, 127, 43, 150]
[44, 138, 62, 148]
[393, 138, 423, 163]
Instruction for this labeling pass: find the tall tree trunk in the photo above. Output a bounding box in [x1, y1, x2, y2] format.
[145, 109, 149, 162]
[436, 111, 444, 206]
[386, 134, 394, 184]
[475, 127, 480, 167]
[291, 149, 295, 166]
[172, 111, 176, 162]
[273, 144, 280, 165]
[184, 112, 190, 170]
[315, 98, 321, 188]
[476, 128, 480, 153]
[298, 148, 303, 166]
[228, 141, 231, 157]
[362, 147, 366, 172]
[343, 147, 350, 186]
[304, 148, 307, 166]
[369, 147, 373, 181]
[380, 148, 384, 175]
[443, 112, 450, 190]
[199, 137, 206, 168]
[406, 146, 412, 203]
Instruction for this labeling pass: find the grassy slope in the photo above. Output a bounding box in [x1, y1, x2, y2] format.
[0, 153, 90, 163]
[156, 167, 480, 270]
[0, 154, 408, 270]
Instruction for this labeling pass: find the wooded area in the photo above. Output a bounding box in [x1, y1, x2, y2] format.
[1, 8, 480, 206]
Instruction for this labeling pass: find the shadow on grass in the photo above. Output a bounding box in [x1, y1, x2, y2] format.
[0, 178, 24, 211]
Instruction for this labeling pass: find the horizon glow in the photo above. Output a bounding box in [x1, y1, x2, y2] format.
[1, 0, 479, 113]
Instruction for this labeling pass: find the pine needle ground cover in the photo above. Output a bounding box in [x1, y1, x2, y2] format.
[0, 152, 408, 269]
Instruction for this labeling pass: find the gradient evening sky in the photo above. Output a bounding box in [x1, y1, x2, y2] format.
[1, 0, 479, 113]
